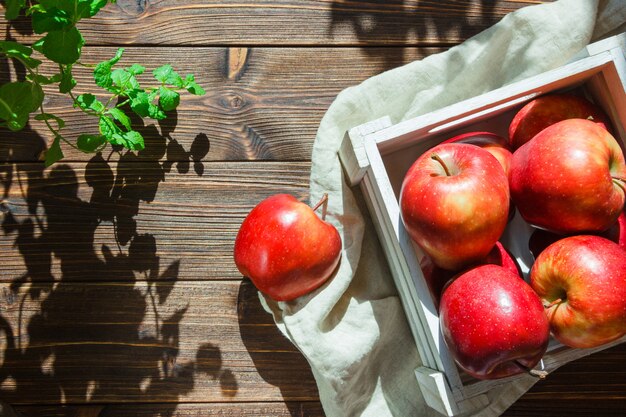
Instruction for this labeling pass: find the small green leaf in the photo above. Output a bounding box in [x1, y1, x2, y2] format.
[158, 87, 180, 112]
[185, 81, 206, 96]
[108, 107, 132, 130]
[153, 64, 183, 87]
[59, 67, 76, 93]
[86, 0, 109, 17]
[5, 0, 26, 20]
[111, 68, 140, 91]
[127, 89, 150, 118]
[77, 134, 107, 152]
[31, 7, 72, 34]
[76, 93, 105, 113]
[94, 48, 124, 91]
[121, 130, 144, 151]
[27, 73, 58, 85]
[148, 104, 166, 120]
[98, 115, 144, 150]
[127, 64, 145, 76]
[0, 81, 44, 131]
[0, 41, 42, 68]
[32, 38, 45, 54]
[35, 113, 66, 129]
[40, 27, 85, 65]
[45, 136, 64, 167]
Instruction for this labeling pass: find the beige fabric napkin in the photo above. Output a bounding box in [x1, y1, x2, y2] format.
[260, 1, 626, 416]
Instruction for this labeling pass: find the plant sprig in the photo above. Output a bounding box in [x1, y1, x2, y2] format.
[1, 0, 206, 166]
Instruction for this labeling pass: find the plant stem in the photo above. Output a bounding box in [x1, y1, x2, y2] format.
[514, 360, 548, 379]
[312, 193, 329, 221]
[544, 298, 563, 309]
[431, 153, 451, 176]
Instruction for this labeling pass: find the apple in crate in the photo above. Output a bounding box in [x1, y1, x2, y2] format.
[441, 131, 512, 175]
[400, 143, 510, 270]
[421, 242, 521, 309]
[509, 93, 612, 150]
[529, 210, 626, 259]
[234, 194, 342, 301]
[531, 235, 626, 348]
[440, 264, 550, 380]
[510, 118, 626, 234]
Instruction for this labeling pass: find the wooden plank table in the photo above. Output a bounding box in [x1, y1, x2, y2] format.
[1, 1, 625, 416]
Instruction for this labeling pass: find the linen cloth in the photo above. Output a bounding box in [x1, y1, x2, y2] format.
[260, 1, 626, 416]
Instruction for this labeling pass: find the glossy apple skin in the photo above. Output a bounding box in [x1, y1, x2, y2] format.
[441, 132, 513, 176]
[509, 118, 626, 234]
[400, 143, 510, 270]
[234, 194, 342, 301]
[421, 241, 521, 309]
[440, 264, 550, 380]
[528, 210, 626, 259]
[509, 93, 612, 150]
[530, 235, 626, 348]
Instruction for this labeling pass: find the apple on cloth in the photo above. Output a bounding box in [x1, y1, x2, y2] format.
[400, 142, 510, 271]
[531, 235, 626, 348]
[439, 264, 550, 380]
[234, 193, 342, 301]
[509, 118, 626, 234]
[253, 2, 626, 417]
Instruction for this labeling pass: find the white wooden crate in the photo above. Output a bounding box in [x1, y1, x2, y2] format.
[339, 33, 626, 417]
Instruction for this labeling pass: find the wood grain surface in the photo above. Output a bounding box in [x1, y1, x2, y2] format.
[0, 46, 439, 162]
[1, 1, 547, 46]
[3, 0, 626, 416]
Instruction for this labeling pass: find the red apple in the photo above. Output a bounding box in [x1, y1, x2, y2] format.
[509, 93, 612, 150]
[234, 194, 342, 301]
[421, 241, 520, 309]
[442, 132, 512, 176]
[530, 235, 626, 348]
[400, 143, 510, 270]
[529, 211, 626, 259]
[440, 264, 550, 380]
[509, 118, 626, 234]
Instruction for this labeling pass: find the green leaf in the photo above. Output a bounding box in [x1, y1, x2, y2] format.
[158, 87, 180, 112]
[27, 73, 58, 85]
[0, 81, 44, 131]
[94, 48, 125, 91]
[59, 67, 76, 93]
[76, 93, 105, 113]
[127, 89, 150, 118]
[108, 107, 132, 130]
[31, 7, 72, 34]
[121, 130, 144, 151]
[45, 136, 64, 167]
[0, 41, 42, 68]
[86, 0, 110, 17]
[183, 74, 206, 95]
[35, 113, 66, 129]
[5, 0, 26, 20]
[127, 64, 145, 76]
[77, 134, 106, 152]
[99, 115, 144, 150]
[111, 68, 140, 92]
[40, 27, 85, 65]
[185, 81, 206, 96]
[32, 38, 45, 54]
[153, 64, 183, 87]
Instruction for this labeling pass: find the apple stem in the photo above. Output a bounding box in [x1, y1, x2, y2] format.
[312, 193, 329, 221]
[431, 153, 451, 177]
[514, 360, 548, 379]
[543, 298, 563, 309]
[613, 176, 626, 193]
